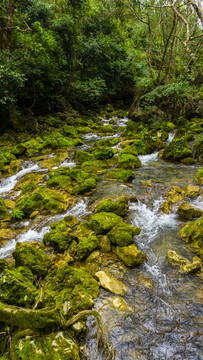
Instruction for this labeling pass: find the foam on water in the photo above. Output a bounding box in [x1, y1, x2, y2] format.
[0, 162, 46, 195]
[138, 151, 159, 166]
[129, 199, 178, 243]
[190, 196, 203, 211]
[166, 130, 176, 145]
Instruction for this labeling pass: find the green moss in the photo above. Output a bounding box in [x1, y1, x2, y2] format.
[107, 223, 140, 246]
[91, 212, 123, 234]
[0, 197, 9, 220]
[114, 244, 145, 267]
[95, 197, 128, 217]
[74, 150, 94, 164]
[43, 220, 76, 251]
[180, 216, 203, 257]
[0, 259, 8, 273]
[195, 168, 203, 185]
[16, 331, 80, 360]
[12, 192, 44, 218]
[119, 145, 138, 157]
[72, 178, 97, 195]
[63, 125, 79, 138]
[117, 153, 141, 169]
[77, 235, 99, 259]
[0, 267, 37, 307]
[92, 147, 115, 160]
[13, 244, 52, 276]
[163, 138, 192, 161]
[106, 169, 135, 182]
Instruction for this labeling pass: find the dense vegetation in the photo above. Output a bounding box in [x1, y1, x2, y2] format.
[0, 0, 202, 131]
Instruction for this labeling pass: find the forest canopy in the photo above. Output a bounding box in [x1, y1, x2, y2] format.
[0, 0, 202, 119]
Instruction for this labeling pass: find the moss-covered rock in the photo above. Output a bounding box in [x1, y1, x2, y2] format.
[95, 270, 127, 295]
[160, 186, 185, 214]
[114, 244, 145, 267]
[180, 216, 203, 257]
[117, 153, 141, 169]
[41, 265, 99, 314]
[92, 147, 115, 160]
[8, 159, 22, 175]
[106, 169, 135, 182]
[186, 185, 201, 198]
[107, 223, 141, 247]
[177, 201, 203, 220]
[195, 168, 203, 185]
[167, 250, 189, 267]
[74, 150, 94, 164]
[95, 197, 128, 217]
[63, 125, 79, 138]
[0, 267, 37, 307]
[119, 145, 138, 157]
[179, 256, 201, 274]
[77, 235, 99, 259]
[91, 212, 123, 234]
[163, 138, 192, 161]
[16, 331, 80, 360]
[43, 220, 76, 251]
[0, 197, 9, 220]
[13, 243, 52, 276]
[72, 178, 97, 195]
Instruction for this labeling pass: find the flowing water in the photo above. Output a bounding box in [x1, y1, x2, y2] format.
[0, 118, 202, 360]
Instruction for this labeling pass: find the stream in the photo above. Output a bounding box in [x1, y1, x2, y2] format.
[0, 117, 202, 360]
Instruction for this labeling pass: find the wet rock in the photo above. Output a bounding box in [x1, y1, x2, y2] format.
[13, 243, 52, 277]
[8, 159, 22, 174]
[167, 250, 189, 267]
[76, 235, 99, 259]
[95, 270, 127, 295]
[94, 197, 128, 217]
[85, 250, 126, 273]
[114, 244, 145, 267]
[92, 147, 115, 160]
[43, 220, 76, 251]
[4, 199, 15, 210]
[0, 197, 9, 220]
[16, 331, 80, 360]
[195, 168, 203, 185]
[180, 216, 203, 257]
[163, 138, 192, 161]
[180, 256, 201, 274]
[177, 201, 203, 220]
[38, 153, 68, 170]
[98, 235, 111, 252]
[91, 212, 123, 234]
[186, 185, 201, 198]
[72, 177, 97, 195]
[160, 186, 185, 214]
[140, 179, 153, 186]
[117, 153, 141, 169]
[108, 223, 140, 247]
[74, 149, 94, 164]
[0, 266, 37, 307]
[106, 169, 135, 182]
[109, 296, 132, 312]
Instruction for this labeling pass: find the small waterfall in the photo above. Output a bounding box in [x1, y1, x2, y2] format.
[166, 130, 176, 145]
[138, 151, 159, 166]
[0, 162, 47, 195]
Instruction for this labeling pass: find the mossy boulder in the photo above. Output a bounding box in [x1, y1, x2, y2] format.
[117, 153, 141, 169]
[114, 244, 145, 267]
[163, 138, 192, 161]
[177, 201, 203, 220]
[91, 212, 123, 234]
[92, 147, 115, 160]
[160, 186, 185, 214]
[119, 145, 138, 157]
[167, 250, 189, 267]
[180, 216, 203, 256]
[72, 178, 97, 195]
[167, 250, 201, 274]
[12, 143, 27, 156]
[15, 173, 45, 194]
[16, 331, 80, 360]
[106, 169, 135, 182]
[43, 220, 76, 251]
[0, 197, 9, 220]
[95, 270, 127, 295]
[95, 197, 128, 217]
[41, 265, 99, 314]
[186, 185, 201, 198]
[0, 267, 37, 307]
[179, 256, 201, 274]
[13, 243, 52, 276]
[74, 150, 94, 164]
[107, 223, 141, 247]
[195, 168, 203, 185]
[77, 235, 99, 259]
[63, 125, 79, 138]
[8, 159, 22, 174]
